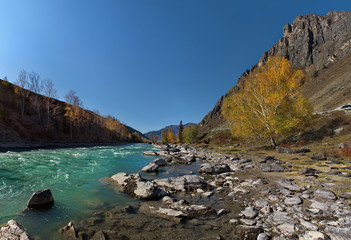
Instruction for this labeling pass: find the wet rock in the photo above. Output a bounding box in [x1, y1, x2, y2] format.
[59, 222, 78, 239]
[0, 220, 33, 240]
[27, 189, 54, 209]
[91, 230, 128, 240]
[198, 163, 231, 174]
[141, 163, 159, 172]
[111, 172, 167, 200]
[151, 158, 167, 166]
[235, 225, 262, 240]
[139, 204, 185, 222]
[314, 189, 337, 201]
[143, 151, 167, 156]
[165, 155, 193, 165]
[153, 175, 208, 193]
[276, 179, 303, 191]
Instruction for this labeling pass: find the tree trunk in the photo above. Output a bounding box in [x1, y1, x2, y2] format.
[270, 137, 277, 148]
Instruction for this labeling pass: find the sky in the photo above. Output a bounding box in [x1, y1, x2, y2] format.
[0, 0, 351, 133]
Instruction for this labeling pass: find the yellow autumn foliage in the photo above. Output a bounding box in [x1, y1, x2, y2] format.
[222, 56, 313, 146]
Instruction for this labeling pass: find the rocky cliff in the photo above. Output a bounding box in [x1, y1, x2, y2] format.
[199, 10, 351, 135]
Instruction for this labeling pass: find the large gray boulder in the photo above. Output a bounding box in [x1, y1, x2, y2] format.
[198, 163, 231, 174]
[314, 189, 337, 201]
[111, 172, 167, 200]
[141, 163, 159, 172]
[260, 163, 290, 172]
[276, 179, 303, 191]
[153, 175, 208, 193]
[151, 158, 167, 166]
[27, 189, 54, 209]
[0, 220, 33, 240]
[139, 196, 216, 222]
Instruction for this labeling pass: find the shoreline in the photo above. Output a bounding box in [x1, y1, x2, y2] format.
[1, 143, 350, 239]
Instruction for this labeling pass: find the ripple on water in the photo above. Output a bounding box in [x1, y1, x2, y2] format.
[0, 143, 156, 239]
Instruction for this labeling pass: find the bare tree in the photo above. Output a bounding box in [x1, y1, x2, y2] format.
[15, 70, 29, 119]
[42, 78, 58, 129]
[28, 72, 41, 93]
[28, 71, 43, 127]
[64, 90, 85, 139]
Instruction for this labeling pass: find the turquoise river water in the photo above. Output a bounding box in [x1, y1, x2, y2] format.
[0, 143, 161, 239]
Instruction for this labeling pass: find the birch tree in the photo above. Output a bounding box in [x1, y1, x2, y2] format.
[222, 56, 312, 147]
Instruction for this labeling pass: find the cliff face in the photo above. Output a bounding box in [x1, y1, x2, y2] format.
[199, 10, 351, 135]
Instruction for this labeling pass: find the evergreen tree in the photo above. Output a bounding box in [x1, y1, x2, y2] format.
[178, 120, 183, 144]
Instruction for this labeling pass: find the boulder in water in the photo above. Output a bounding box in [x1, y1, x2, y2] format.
[111, 172, 168, 200]
[27, 189, 54, 209]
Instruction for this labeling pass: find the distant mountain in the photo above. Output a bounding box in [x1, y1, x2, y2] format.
[144, 123, 196, 140]
[198, 10, 351, 138]
[126, 126, 148, 139]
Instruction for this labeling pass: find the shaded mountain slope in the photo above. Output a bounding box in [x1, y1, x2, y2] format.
[199, 10, 351, 136]
[0, 79, 138, 146]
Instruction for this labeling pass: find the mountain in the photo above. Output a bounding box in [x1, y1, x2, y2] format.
[198, 10, 351, 137]
[126, 126, 148, 139]
[0, 79, 140, 147]
[144, 123, 196, 140]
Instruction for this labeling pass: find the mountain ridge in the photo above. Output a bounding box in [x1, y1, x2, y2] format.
[0, 79, 142, 146]
[198, 10, 351, 136]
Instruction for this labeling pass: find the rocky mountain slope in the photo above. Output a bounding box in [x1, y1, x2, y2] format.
[199, 10, 351, 136]
[0, 79, 139, 147]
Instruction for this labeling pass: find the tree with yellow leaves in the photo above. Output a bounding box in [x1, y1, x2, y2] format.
[167, 128, 176, 144]
[222, 56, 312, 147]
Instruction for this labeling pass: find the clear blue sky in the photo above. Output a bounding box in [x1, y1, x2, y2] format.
[0, 1, 350, 133]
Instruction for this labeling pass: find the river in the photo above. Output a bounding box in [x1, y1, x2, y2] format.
[0, 143, 159, 239]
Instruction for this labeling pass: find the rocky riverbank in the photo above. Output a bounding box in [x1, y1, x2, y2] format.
[3, 143, 350, 239]
[56, 144, 351, 240]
